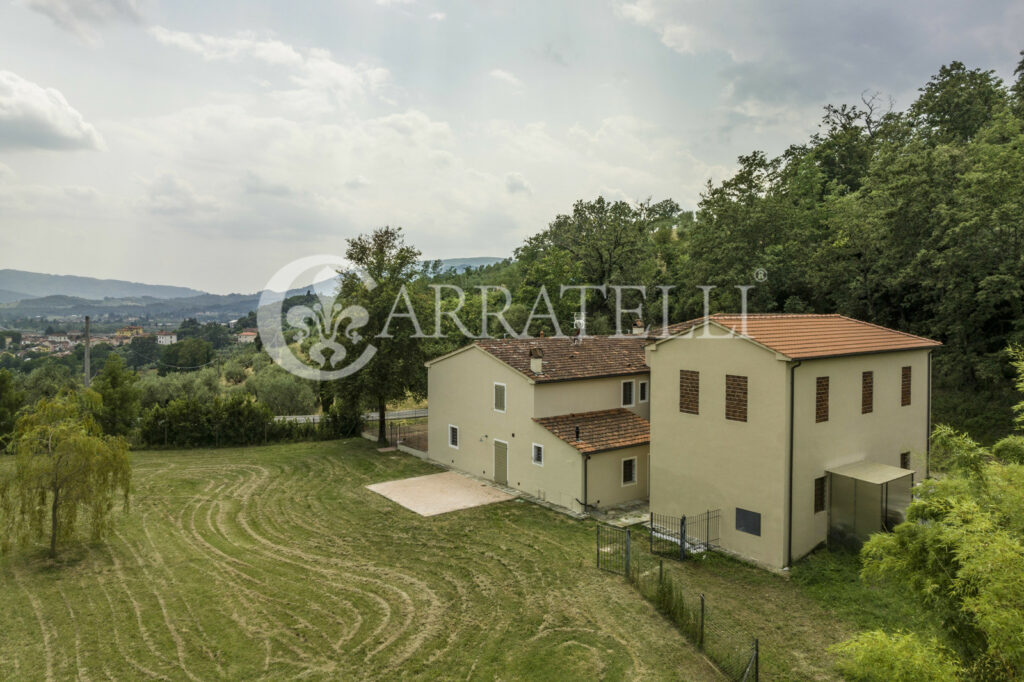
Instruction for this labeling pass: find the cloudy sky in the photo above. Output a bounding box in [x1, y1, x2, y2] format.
[0, 0, 1020, 293]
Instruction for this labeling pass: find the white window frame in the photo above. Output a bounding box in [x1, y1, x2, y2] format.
[448, 424, 460, 449]
[639, 380, 649, 403]
[621, 379, 635, 407]
[621, 456, 638, 486]
[531, 443, 544, 467]
[493, 382, 507, 413]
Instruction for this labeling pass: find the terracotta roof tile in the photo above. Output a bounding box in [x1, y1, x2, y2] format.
[475, 336, 649, 382]
[662, 314, 941, 359]
[534, 408, 650, 454]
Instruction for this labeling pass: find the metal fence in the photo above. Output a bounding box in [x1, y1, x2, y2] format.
[362, 417, 428, 452]
[596, 524, 631, 574]
[649, 509, 720, 561]
[627, 551, 759, 681]
[596, 522, 758, 681]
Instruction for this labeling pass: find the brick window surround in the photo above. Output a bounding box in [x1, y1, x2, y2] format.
[862, 371, 874, 414]
[679, 370, 700, 414]
[725, 374, 748, 422]
[815, 376, 829, 423]
[901, 366, 912, 406]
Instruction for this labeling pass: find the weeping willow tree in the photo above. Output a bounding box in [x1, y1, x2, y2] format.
[0, 391, 131, 558]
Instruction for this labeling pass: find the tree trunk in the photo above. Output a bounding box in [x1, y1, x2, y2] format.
[50, 487, 59, 559]
[377, 398, 387, 445]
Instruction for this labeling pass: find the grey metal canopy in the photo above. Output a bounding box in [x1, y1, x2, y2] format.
[826, 460, 915, 550]
[826, 461, 913, 485]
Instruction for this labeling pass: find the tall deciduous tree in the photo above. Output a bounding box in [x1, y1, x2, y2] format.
[92, 355, 140, 436]
[337, 227, 430, 443]
[0, 368, 25, 447]
[0, 392, 131, 558]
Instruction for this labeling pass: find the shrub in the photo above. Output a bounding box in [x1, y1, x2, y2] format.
[830, 630, 962, 681]
[992, 435, 1024, 464]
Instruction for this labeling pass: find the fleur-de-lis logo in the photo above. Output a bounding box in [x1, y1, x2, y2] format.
[257, 256, 377, 380]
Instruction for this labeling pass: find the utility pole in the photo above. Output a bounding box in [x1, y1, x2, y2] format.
[83, 315, 91, 388]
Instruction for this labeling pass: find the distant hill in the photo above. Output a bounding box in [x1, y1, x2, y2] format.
[0, 269, 204, 301]
[0, 257, 506, 323]
[431, 257, 504, 271]
[0, 288, 31, 304]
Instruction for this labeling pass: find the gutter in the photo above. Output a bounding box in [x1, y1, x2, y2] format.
[926, 349, 934, 479]
[786, 360, 802, 569]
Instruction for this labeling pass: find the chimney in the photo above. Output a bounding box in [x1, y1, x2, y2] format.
[575, 425, 580, 441]
[529, 346, 544, 374]
[632, 318, 645, 335]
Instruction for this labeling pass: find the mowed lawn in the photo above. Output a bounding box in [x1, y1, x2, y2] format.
[0, 440, 722, 681]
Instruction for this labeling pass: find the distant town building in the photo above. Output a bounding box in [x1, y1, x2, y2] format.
[237, 330, 258, 344]
[115, 325, 145, 338]
[156, 332, 178, 345]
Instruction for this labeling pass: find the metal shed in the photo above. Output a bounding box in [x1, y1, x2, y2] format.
[826, 461, 914, 550]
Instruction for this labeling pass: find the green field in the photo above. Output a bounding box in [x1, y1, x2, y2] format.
[0, 439, 934, 680]
[0, 440, 721, 680]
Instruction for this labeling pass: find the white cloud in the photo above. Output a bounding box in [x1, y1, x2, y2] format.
[504, 172, 531, 195]
[489, 69, 523, 88]
[142, 172, 221, 217]
[428, 12, 445, 21]
[148, 27, 304, 66]
[0, 70, 104, 151]
[149, 27, 390, 116]
[23, 0, 140, 44]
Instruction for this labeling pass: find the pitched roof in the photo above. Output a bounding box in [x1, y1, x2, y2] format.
[534, 408, 650, 454]
[661, 314, 941, 360]
[474, 336, 649, 382]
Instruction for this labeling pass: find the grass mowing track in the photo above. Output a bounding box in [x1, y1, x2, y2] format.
[0, 439, 721, 680]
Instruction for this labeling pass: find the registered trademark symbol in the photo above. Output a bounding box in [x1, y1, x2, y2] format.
[754, 268, 768, 282]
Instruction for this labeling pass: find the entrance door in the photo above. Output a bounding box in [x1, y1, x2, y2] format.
[493, 440, 508, 485]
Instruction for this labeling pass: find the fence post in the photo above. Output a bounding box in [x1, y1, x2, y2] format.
[625, 528, 631, 578]
[699, 593, 705, 650]
[754, 637, 759, 681]
[705, 509, 711, 551]
[680, 515, 687, 560]
[659, 559, 663, 585]
[596, 525, 600, 569]
[649, 512, 654, 553]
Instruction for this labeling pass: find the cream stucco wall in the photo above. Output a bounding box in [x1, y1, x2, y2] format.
[646, 326, 791, 569]
[428, 346, 624, 513]
[789, 349, 932, 561]
[533, 374, 651, 419]
[586, 445, 650, 508]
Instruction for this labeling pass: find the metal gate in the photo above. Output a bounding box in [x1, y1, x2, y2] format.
[596, 525, 630, 575]
[649, 510, 721, 561]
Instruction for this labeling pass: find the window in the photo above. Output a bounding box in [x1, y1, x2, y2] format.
[622, 457, 637, 485]
[862, 371, 874, 414]
[725, 374, 748, 422]
[679, 369, 699, 414]
[735, 508, 761, 536]
[900, 451, 910, 470]
[493, 382, 506, 413]
[814, 476, 826, 513]
[532, 443, 544, 466]
[639, 380, 649, 403]
[901, 366, 912, 406]
[448, 425, 459, 449]
[621, 380, 635, 407]
[815, 376, 829, 423]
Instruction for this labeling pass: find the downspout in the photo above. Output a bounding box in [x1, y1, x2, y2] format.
[575, 454, 592, 513]
[786, 360, 802, 569]
[926, 350, 933, 479]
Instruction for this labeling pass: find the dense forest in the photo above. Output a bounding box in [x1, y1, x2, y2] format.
[426, 54, 1024, 443]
